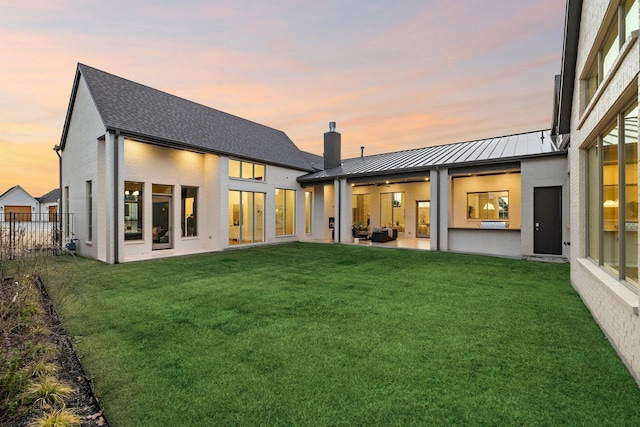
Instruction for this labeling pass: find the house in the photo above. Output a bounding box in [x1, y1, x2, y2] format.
[57, 64, 323, 264]
[58, 63, 569, 266]
[0, 185, 38, 222]
[37, 188, 60, 221]
[554, 0, 640, 381]
[298, 128, 568, 259]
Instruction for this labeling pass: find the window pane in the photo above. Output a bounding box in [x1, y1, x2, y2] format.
[588, 145, 600, 261]
[229, 190, 240, 244]
[254, 164, 265, 181]
[152, 184, 172, 194]
[182, 186, 197, 237]
[602, 21, 619, 78]
[624, 105, 638, 286]
[305, 191, 312, 233]
[285, 190, 295, 235]
[254, 193, 265, 242]
[242, 191, 253, 243]
[467, 191, 508, 220]
[586, 62, 599, 105]
[241, 162, 253, 179]
[276, 189, 285, 236]
[229, 160, 241, 178]
[380, 193, 392, 227]
[352, 194, 371, 228]
[602, 125, 619, 276]
[393, 192, 405, 231]
[124, 182, 143, 241]
[625, 0, 639, 40]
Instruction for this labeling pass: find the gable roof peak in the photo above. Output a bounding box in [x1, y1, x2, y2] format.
[61, 63, 319, 172]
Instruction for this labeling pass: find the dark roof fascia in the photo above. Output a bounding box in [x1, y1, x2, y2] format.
[448, 161, 521, 177]
[0, 185, 20, 199]
[0, 185, 33, 200]
[347, 169, 431, 185]
[299, 179, 335, 188]
[556, 0, 583, 141]
[58, 67, 82, 150]
[60, 65, 108, 150]
[114, 128, 316, 173]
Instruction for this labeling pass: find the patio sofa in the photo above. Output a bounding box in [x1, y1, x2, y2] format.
[371, 227, 397, 242]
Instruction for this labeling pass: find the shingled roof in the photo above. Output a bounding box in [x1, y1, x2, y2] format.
[298, 129, 564, 183]
[60, 64, 321, 172]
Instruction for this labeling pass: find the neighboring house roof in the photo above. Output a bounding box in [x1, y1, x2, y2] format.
[0, 185, 34, 200]
[37, 188, 60, 204]
[60, 64, 322, 172]
[298, 129, 564, 183]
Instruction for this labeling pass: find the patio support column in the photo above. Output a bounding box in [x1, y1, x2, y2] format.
[104, 130, 124, 264]
[333, 178, 351, 243]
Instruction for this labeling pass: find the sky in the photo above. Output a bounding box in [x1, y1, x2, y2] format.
[0, 0, 566, 197]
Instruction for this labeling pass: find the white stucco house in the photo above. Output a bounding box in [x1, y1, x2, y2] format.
[57, 64, 569, 266]
[57, 64, 324, 264]
[554, 0, 640, 381]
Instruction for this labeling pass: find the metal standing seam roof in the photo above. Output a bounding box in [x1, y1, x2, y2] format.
[60, 64, 322, 172]
[298, 129, 564, 182]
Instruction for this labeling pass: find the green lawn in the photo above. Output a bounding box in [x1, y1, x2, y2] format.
[42, 243, 640, 426]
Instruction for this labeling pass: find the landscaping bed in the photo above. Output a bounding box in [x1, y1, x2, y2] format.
[1, 273, 107, 427]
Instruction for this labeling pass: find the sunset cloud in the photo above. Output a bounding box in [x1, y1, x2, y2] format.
[0, 0, 566, 195]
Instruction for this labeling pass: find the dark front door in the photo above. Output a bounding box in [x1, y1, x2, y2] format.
[534, 186, 563, 255]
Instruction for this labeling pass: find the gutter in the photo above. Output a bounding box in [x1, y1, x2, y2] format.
[436, 166, 440, 251]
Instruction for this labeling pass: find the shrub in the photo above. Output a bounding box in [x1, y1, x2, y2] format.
[28, 408, 82, 427]
[24, 377, 75, 409]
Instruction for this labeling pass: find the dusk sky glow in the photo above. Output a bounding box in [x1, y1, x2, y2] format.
[0, 0, 566, 196]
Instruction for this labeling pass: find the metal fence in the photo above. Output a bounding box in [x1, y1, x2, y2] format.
[0, 213, 74, 260]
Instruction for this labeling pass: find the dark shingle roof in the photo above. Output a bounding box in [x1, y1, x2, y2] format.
[299, 130, 564, 183]
[37, 188, 60, 204]
[61, 64, 321, 172]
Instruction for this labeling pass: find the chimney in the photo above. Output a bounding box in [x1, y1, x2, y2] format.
[324, 121, 341, 170]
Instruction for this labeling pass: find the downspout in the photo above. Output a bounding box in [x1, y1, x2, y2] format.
[113, 131, 120, 264]
[436, 167, 440, 251]
[53, 145, 62, 250]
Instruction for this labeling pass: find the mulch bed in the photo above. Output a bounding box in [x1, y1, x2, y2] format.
[12, 277, 110, 427]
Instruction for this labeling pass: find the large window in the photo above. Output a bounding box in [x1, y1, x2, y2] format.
[583, 0, 639, 106]
[124, 182, 143, 241]
[87, 181, 92, 241]
[276, 189, 295, 236]
[588, 103, 638, 288]
[229, 191, 264, 244]
[181, 186, 197, 237]
[450, 172, 521, 229]
[467, 191, 509, 220]
[380, 192, 404, 231]
[229, 159, 265, 181]
[352, 193, 371, 228]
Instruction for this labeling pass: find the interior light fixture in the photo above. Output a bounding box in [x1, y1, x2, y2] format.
[603, 199, 619, 208]
[483, 203, 496, 210]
